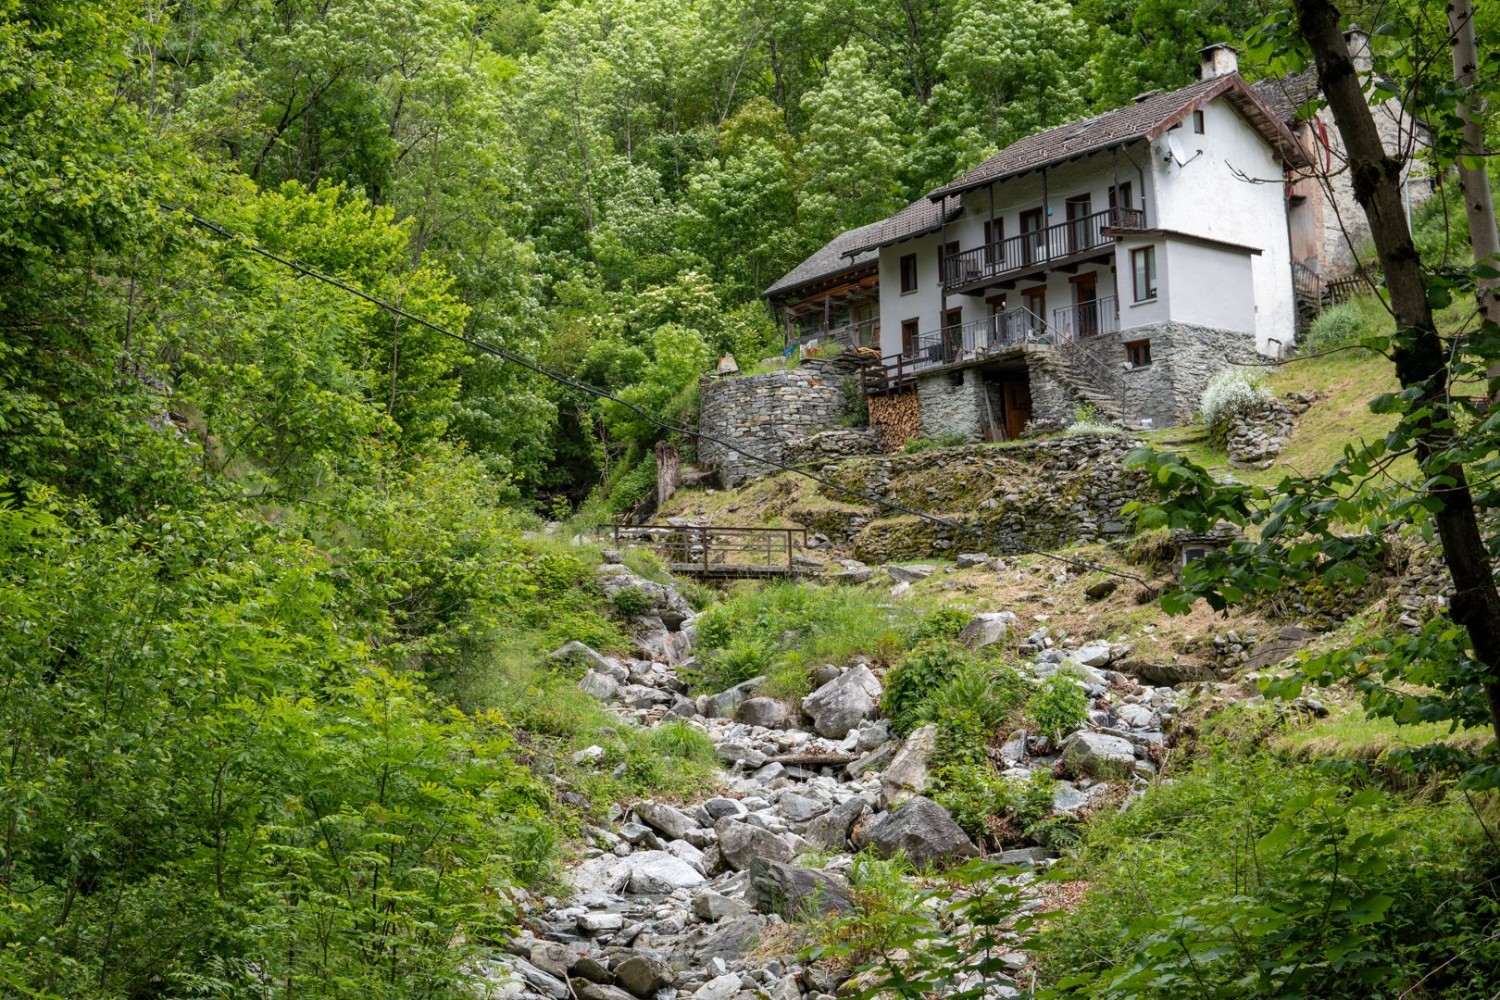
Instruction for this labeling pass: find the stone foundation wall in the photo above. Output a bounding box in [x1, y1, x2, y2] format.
[916, 368, 985, 441]
[1029, 361, 1091, 429]
[1064, 323, 1261, 428]
[698, 356, 863, 486]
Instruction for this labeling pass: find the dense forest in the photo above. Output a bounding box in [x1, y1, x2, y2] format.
[5, 0, 1499, 995]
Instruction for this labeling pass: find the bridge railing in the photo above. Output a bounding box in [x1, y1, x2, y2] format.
[610, 523, 815, 577]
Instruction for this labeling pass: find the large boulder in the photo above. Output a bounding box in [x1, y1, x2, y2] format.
[613, 955, 674, 998]
[801, 665, 882, 739]
[715, 817, 793, 871]
[1061, 732, 1137, 780]
[803, 797, 869, 851]
[579, 671, 621, 701]
[959, 612, 1019, 650]
[625, 851, 707, 893]
[880, 724, 937, 807]
[693, 890, 752, 922]
[707, 678, 765, 719]
[736, 696, 789, 729]
[695, 914, 767, 965]
[634, 802, 699, 842]
[749, 859, 854, 919]
[866, 796, 980, 869]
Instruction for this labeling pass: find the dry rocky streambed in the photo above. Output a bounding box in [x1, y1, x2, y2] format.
[481, 554, 1190, 999]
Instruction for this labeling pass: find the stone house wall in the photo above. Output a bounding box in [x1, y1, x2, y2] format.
[916, 368, 985, 441]
[697, 356, 863, 486]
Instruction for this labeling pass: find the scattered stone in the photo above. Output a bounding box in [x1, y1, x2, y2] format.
[693, 891, 752, 922]
[955, 553, 991, 569]
[578, 911, 625, 934]
[1061, 733, 1137, 780]
[1085, 579, 1119, 601]
[625, 851, 706, 893]
[579, 671, 620, 701]
[865, 796, 980, 869]
[884, 564, 936, 584]
[573, 982, 636, 1000]
[959, 612, 1018, 650]
[800, 665, 882, 739]
[634, 802, 699, 842]
[715, 817, 793, 871]
[694, 974, 746, 1000]
[736, 696, 789, 729]
[880, 725, 937, 807]
[750, 858, 854, 919]
[804, 798, 868, 851]
[613, 955, 674, 998]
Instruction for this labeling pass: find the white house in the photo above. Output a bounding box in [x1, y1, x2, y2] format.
[764, 46, 1313, 439]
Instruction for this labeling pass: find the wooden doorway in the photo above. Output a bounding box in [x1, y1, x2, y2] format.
[943, 307, 963, 359]
[993, 376, 1031, 440]
[1070, 272, 1098, 337]
[1065, 195, 1092, 252]
[1020, 207, 1044, 264]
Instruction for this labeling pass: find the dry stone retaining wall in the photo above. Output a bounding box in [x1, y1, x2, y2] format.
[697, 356, 864, 486]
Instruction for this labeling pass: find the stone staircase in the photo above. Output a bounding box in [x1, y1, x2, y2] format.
[1026, 344, 1127, 424]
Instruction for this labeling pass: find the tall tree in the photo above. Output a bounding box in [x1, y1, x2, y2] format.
[1447, 0, 1500, 328]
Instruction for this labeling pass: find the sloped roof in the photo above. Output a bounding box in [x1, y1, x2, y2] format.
[926, 73, 1308, 202]
[1253, 67, 1322, 122]
[836, 194, 964, 259]
[763, 219, 881, 300]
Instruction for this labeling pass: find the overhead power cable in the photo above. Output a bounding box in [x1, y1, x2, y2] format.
[166, 203, 1151, 586]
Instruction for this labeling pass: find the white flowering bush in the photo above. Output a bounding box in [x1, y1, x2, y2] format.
[1200, 368, 1272, 437]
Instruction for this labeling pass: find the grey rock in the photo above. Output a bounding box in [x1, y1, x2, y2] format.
[508, 958, 571, 999]
[526, 941, 574, 980]
[1114, 703, 1155, 729]
[716, 742, 768, 769]
[579, 671, 621, 701]
[777, 792, 829, 824]
[708, 678, 766, 719]
[854, 721, 890, 752]
[695, 974, 746, 1000]
[991, 846, 1056, 869]
[715, 817, 793, 871]
[696, 915, 766, 964]
[571, 957, 614, 984]
[750, 859, 854, 919]
[999, 730, 1027, 765]
[635, 802, 699, 842]
[693, 891, 752, 922]
[866, 796, 980, 869]
[803, 797, 868, 851]
[800, 665, 882, 739]
[614, 956, 674, 998]
[551, 641, 626, 677]
[625, 851, 706, 893]
[960, 612, 1018, 650]
[1072, 641, 1114, 668]
[573, 982, 635, 1000]
[703, 796, 747, 820]
[955, 552, 991, 569]
[846, 741, 898, 779]
[884, 564, 936, 584]
[736, 696, 789, 729]
[880, 725, 937, 808]
[1061, 733, 1137, 780]
[579, 911, 625, 933]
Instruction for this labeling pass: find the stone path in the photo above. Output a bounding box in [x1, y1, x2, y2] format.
[479, 555, 1187, 999]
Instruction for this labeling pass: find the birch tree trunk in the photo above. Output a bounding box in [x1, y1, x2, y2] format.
[1448, 0, 1500, 327]
[1294, 0, 1500, 745]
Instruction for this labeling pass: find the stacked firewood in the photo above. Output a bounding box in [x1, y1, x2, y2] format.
[868, 389, 920, 452]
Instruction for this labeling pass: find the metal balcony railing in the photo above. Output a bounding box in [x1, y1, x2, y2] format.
[1051, 296, 1119, 340]
[940, 207, 1147, 291]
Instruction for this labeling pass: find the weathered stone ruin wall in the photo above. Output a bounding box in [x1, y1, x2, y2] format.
[698, 355, 864, 486]
[916, 368, 985, 441]
[809, 436, 1142, 562]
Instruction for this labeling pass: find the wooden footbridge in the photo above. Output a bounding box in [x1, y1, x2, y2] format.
[609, 523, 819, 579]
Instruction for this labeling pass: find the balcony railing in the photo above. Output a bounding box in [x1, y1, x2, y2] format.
[864, 307, 1050, 392]
[940, 207, 1146, 291]
[1051, 296, 1119, 340]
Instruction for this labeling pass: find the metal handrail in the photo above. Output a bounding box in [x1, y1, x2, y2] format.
[1051, 296, 1120, 340]
[941, 207, 1147, 291]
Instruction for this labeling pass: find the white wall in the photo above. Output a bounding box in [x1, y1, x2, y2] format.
[876, 230, 944, 359]
[1147, 96, 1295, 351]
[1164, 241, 1256, 333]
[1113, 236, 1170, 329]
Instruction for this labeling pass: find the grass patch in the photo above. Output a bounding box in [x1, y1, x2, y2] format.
[1274, 702, 1494, 762]
[687, 580, 909, 696]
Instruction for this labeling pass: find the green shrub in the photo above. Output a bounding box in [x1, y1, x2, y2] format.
[612, 585, 655, 616]
[686, 633, 777, 693]
[919, 660, 1029, 733]
[1199, 367, 1271, 441]
[902, 437, 938, 454]
[1305, 300, 1362, 350]
[1027, 672, 1091, 742]
[910, 605, 972, 643]
[883, 643, 969, 736]
[934, 431, 969, 448]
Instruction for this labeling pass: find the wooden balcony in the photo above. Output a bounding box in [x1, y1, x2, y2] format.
[941, 207, 1146, 294]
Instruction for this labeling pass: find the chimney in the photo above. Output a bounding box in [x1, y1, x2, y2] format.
[1343, 27, 1372, 76]
[1198, 43, 1240, 81]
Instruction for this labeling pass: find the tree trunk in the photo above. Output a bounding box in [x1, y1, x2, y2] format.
[1295, 0, 1500, 745]
[1448, 0, 1500, 328]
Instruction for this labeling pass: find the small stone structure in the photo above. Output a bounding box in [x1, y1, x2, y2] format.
[1224, 397, 1297, 468]
[916, 369, 987, 440]
[698, 355, 865, 486]
[784, 428, 883, 466]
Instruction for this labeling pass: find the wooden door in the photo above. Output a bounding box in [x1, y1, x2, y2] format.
[1070, 272, 1098, 337]
[1065, 195, 1092, 252]
[1002, 379, 1032, 440]
[1020, 207, 1044, 264]
[1021, 286, 1046, 337]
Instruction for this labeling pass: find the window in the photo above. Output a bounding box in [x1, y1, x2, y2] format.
[899, 253, 918, 293]
[1126, 338, 1152, 368]
[901, 318, 920, 354]
[1131, 246, 1158, 301]
[1193, 109, 1206, 134]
